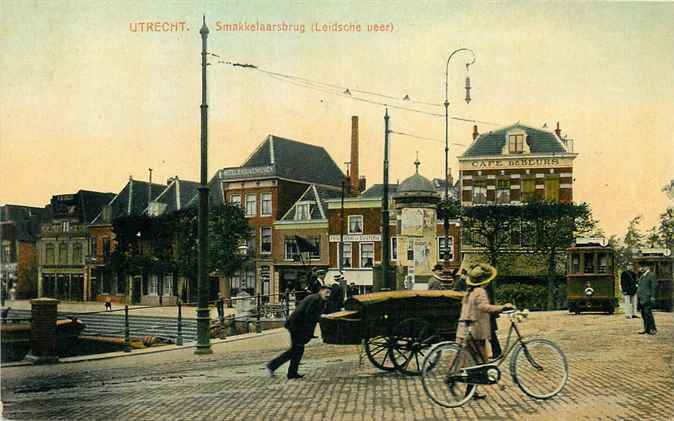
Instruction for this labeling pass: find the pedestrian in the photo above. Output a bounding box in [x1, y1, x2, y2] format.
[636, 264, 657, 335]
[327, 273, 345, 313]
[307, 268, 324, 294]
[455, 263, 513, 399]
[216, 292, 224, 320]
[453, 269, 468, 292]
[620, 264, 639, 319]
[266, 285, 331, 379]
[104, 296, 112, 311]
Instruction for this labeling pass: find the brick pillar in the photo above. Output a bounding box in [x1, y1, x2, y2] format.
[25, 298, 59, 364]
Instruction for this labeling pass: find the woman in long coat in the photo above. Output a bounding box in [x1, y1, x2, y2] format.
[456, 263, 512, 363]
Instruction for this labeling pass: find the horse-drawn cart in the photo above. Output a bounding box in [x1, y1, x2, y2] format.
[319, 290, 464, 375]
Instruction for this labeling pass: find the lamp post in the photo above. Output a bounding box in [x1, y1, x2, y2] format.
[443, 48, 475, 268]
[382, 109, 391, 290]
[195, 16, 212, 355]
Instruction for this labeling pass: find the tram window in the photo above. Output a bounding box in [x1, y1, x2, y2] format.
[583, 253, 595, 273]
[598, 254, 608, 273]
[571, 254, 580, 273]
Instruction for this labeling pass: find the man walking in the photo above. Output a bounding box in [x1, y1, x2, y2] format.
[637, 264, 657, 335]
[620, 264, 639, 319]
[267, 285, 331, 379]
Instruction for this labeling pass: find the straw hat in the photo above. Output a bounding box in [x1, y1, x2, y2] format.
[465, 263, 497, 287]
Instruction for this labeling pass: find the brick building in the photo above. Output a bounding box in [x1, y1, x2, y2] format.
[0, 205, 47, 300]
[86, 177, 166, 303]
[192, 135, 344, 300]
[457, 122, 578, 269]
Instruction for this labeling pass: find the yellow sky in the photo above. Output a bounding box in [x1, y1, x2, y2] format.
[1, 1, 672, 237]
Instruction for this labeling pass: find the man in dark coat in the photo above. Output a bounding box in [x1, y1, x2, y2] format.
[327, 273, 345, 313]
[637, 264, 657, 335]
[620, 264, 639, 319]
[267, 286, 331, 379]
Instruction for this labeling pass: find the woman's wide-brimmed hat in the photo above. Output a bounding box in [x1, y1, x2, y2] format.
[465, 263, 497, 287]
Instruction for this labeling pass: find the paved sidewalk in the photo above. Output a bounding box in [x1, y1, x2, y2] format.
[1, 311, 672, 420]
[3, 300, 237, 319]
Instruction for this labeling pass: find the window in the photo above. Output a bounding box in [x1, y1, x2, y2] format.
[472, 181, 487, 204]
[245, 194, 257, 217]
[391, 237, 398, 261]
[163, 273, 174, 296]
[231, 272, 241, 290]
[284, 239, 299, 261]
[103, 238, 111, 258]
[348, 215, 363, 234]
[360, 243, 374, 267]
[496, 179, 510, 204]
[246, 229, 256, 255]
[1, 243, 10, 263]
[59, 243, 68, 264]
[438, 237, 454, 262]
[521, 179, 536, 202]
[62, 221, 70, 232]
[245, 270, 256, 290]
[583, 253, 595, 273]
[341, 243, 352, 268]
[508, 134, 524, 154]
[310, 236, 321, 260]
[149, 275, 159, 295]
[46, 244, 55, 265]
[261, 193, 272, 216]
[406, 241, 414, 261]
[90, 237, 98, 257]
[229, 194, 241, 208]
[73, 243, 82, 264]
[295, 203, 311, 221]
[598, 254, 608, 273]
[571, 254, 580, 273]
[260, 227, 272, 254]
[544, 178, 560, 202]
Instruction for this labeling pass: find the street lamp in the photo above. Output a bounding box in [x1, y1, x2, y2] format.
[443, 48, 475, 268]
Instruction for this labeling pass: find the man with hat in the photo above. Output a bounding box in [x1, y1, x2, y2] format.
[456, 263, 513, 398]
[327, 273, 345, 313]
[267, 285, 331, 379]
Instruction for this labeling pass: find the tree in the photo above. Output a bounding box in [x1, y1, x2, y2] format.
[659, 207, 674, 252]
[522, 201, 595, 309]
[646, 226, 662, 248]
[623, 216, 644, 259]
[462, 205, 521, 268]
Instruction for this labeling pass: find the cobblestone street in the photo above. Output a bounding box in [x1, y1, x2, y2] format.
[2, 311, 672, 421]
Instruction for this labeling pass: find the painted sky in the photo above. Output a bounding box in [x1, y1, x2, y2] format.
[1, 1, 672, 237]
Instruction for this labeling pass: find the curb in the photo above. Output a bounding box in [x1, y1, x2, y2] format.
[1, 327, 288, 368]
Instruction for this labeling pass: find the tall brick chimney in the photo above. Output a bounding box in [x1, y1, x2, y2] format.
[350, 116, 359, 195]
[472, 125, 479, 141]
[554, 121, 561, 138]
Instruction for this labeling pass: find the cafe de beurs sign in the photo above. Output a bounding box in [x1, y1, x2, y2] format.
[460, 156, 574, 170]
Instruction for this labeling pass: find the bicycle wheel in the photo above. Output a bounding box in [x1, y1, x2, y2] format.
[421, 342, 476, 408]
[511, 338, 569, 399]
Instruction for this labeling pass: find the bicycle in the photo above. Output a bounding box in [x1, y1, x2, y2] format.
[421, 309, 569, 408]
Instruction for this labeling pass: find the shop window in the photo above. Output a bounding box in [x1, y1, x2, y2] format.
[472, 181, 487, 204]
[341, 243, 352, 268]
[496, 179, 510, 204]
[360, 243, 374, 267]
[545, 178, 560, 202]
[148, 275, 159, 295]
[163, 273, 174, 296]
[521, 179, 536, 202]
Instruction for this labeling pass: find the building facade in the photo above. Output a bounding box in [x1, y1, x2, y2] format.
[38, 190, 115, 301]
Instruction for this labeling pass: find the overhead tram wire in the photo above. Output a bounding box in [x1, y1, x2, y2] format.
[389, 130, 468, 147]
[213, 58, 503, 126]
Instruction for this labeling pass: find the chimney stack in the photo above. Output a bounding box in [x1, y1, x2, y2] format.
[472, 125, 479, 141]
[554, 121, 561, 138]
[350, 116, 359, 195]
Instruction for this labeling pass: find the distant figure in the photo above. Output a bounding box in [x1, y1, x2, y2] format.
[266, 286, 331, 379]
[327, 273, 345, 313]
[453, 269, 468, 292]
[216, 292, 224, 320]
[105, 296, 112, 311]
[1, 307, 11, 321]
[637, 265, 657, 335]
[620, 264, 639, 319]
[8, 287, 16, 302]
[347, 282, 359, 298]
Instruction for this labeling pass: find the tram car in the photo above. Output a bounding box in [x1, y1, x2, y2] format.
[632, 249, 673, 312]
[566, 238, 616, 314]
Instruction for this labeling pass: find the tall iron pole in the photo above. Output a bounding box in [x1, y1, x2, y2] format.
[382, 109, 391, 289]
[443, 48, 475, 267]
[339, 178, 345, 273]
[195, 16, 212, 355]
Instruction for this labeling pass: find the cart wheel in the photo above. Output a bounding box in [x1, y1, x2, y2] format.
[390, 318, 434, 376]
[364, 336, 396, 372]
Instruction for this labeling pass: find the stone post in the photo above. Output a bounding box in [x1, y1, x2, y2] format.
[25, 298, 59, 364]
